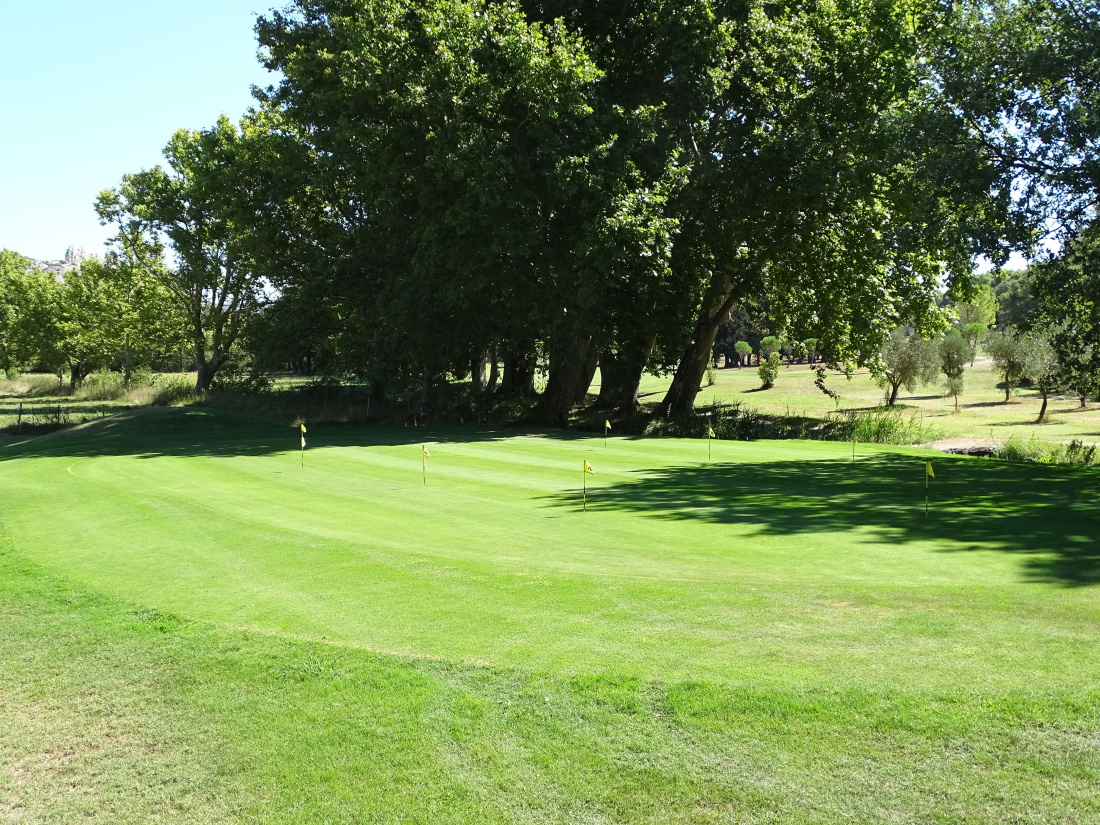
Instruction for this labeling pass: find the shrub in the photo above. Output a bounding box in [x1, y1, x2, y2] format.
[704, 362, 717, 387]
[758, 352, 781, 388]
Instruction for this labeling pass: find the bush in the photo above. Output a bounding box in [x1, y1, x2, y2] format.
[704, 362, 717, 387]
[758, 352, 781, 389]
[994, 436, 1098, 467]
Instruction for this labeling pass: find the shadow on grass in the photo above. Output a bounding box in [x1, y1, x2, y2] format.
[544, 453, 1100, 586]
[0, 406, 585, 461]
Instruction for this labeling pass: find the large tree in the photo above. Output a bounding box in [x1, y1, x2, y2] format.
[1029, 223, 1100, 406]
[653, 0, 1017, 415]
[96, 115, 283, 393]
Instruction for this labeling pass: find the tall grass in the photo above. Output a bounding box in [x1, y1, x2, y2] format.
[0, 373, 65, 398]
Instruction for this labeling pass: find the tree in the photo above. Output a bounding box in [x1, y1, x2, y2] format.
[940, 331, 971, 410]
[985, 327, 1028, 403]
[0, 251, 66, 377]
[876, 328, 939, 406]
[803, 338, 820, 365]
[734, 341, 753, 367]
[1019, 331, 1060, 423]
[953, 283, 998, 327]
[96, 115, 278, 393]
[59, 256, 187, 386]
[656, 0, 1017, 417]
[1030, 224, 1100, 407]
[759, 336, 783, 360]
[961, 323, 987, 362]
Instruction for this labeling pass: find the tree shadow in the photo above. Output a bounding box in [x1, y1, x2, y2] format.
[543, 454, 1100, 586]
[0, 406, 588, 462]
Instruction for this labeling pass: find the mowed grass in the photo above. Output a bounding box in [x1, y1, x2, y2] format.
[2, 408, 1099, 823]
[630, 357, 1100, 446]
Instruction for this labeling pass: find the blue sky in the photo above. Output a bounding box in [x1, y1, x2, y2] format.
[0, 1, 276, 261]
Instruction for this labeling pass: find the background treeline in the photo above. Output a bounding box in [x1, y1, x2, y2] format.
[2, 0, 1097, 426]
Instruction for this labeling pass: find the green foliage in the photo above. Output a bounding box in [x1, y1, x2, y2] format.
[939, 331, 970, 409]
[704, 361, 717, 387]
[1030, 224, 1100, 404]
[984, 327, 1029, 402]
[961, 322, 988, 353]
[953, 283, 998, 327]
[757, 351, 781, 389]
[994, 436, 1098, 467]
[876, 328, 940, 406]
[734, 341, 753, 366]
[759, 336, 783, 360]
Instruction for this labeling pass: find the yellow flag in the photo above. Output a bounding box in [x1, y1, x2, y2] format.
[925, 462, 934, 479]
[300, 423, 306, 449]
[707, 426, 716, 438]
[584, 460, 595, 475]
[422, 445, 430, 458]
[604, 420, 611, 431]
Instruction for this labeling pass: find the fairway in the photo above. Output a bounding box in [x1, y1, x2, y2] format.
[2, 408, 1099, 822]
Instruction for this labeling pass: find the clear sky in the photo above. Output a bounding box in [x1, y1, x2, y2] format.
[0, 1, 277, 261]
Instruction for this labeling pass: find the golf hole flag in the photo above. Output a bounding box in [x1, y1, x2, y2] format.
[707, 425, 716, 438]
[583, 460, 595, 511]
[299, 423, 306, 468]
[924, 461, 934, 516]
[422, 445, 430, 485]
[604, 419, 611, 449]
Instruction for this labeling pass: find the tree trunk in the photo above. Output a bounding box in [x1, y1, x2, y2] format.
[486, 345, 500, 393]
[659, 273, 738, 417]
[500, 340, 536, 398]
[573, 336, 601, 405]
[195, 359, 220, 394]
[534, 318, 592, 428]
[888, 380, 900, 406]
[1004, 379, 1011, 403]
[470, 349, 488, 393]
[599, 336, 656, 414]
[1037, 390, 1048, 423]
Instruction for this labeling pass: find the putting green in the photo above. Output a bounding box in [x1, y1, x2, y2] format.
[2, 408, 1097, 693]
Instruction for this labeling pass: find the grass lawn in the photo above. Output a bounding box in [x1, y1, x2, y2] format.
[2, 408, 1098, 823]
[628, 357, 1100, 446]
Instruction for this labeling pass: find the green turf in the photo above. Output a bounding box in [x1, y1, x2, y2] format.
[2, 408, 1098, 822]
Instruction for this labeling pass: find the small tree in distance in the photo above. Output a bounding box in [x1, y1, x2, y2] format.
[985, 327, 1028, 403]
[876, 328, 939, 406]
[961, 323, 987, 363]
[1019, 332, 1060, 422]
[734, 340, 753, 367]
[759, 336, 783, 360]
[940, 331, 971, 411]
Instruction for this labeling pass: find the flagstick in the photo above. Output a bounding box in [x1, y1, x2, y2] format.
[583, 466, 587, 512]
[708, 434, 712, 463]
[925, 470, 928, 517]
[423, 451, 426, 486]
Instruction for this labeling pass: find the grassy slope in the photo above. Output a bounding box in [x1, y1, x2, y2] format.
[2, 408, 1099, 823]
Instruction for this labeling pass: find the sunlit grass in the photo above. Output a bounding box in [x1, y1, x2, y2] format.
[1, 409, 1098, 822]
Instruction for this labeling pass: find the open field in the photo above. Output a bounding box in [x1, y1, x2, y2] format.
[631, 357, 1100, 447]
[2, 408, 1098, 822]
